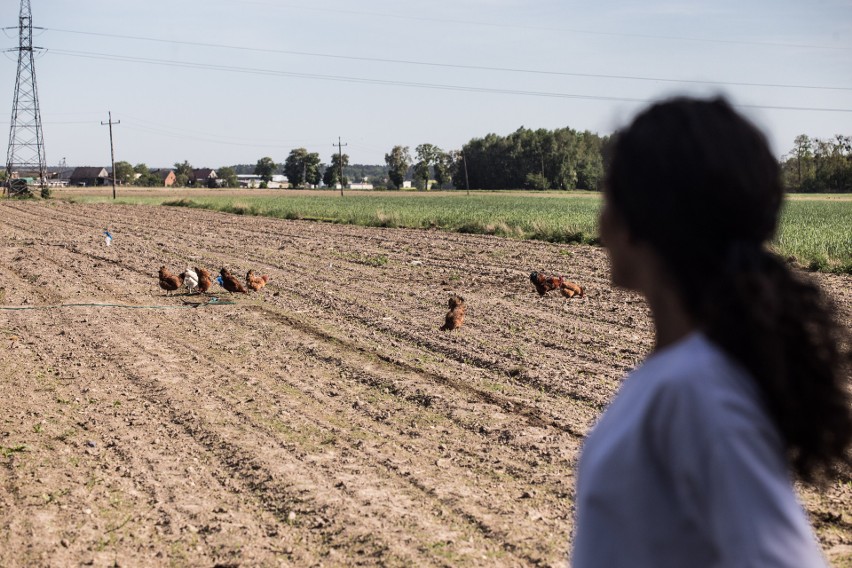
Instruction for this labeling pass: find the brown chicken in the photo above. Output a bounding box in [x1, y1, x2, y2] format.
[220, 267, 247, 294]
[246, 270, 270, 292]
[530, 271, 562, 296]
[530, 271, 584, 298]
[158, 266, 184, 295]
[440, 295, 466, 331]
[560, 280, 585, 298]
[195, 267, 213, 293]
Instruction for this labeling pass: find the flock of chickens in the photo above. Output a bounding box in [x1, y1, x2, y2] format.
[158, 266, 269, 296]
[157, 265, 583, 332]
[529, 271, 585, 299]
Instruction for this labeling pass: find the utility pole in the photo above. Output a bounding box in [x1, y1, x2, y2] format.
[100, 111, 120, 199]
[5, 0, 48, 198]
[461, 150, 470, 196]
[334, 137, 347, 196]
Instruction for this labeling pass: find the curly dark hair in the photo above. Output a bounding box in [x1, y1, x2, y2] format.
[605, 96, 852, 483]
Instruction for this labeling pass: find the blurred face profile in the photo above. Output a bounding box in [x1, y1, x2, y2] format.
[599, 193, 642, 292]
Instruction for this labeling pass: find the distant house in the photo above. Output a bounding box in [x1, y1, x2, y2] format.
[237, 174, 262, 189]
[69, 167, 108, 187]
[152, 169, 176, 187]
[11, 166, 74, 187]
[44, 166, 71, 187]
[270, 174, 290, 189]
[191, 168, 218, 188]
[348, 182, 374, 190]
[235, 174, 290, 189]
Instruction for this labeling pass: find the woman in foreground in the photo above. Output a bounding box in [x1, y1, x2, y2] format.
[572, 97, 851, 567]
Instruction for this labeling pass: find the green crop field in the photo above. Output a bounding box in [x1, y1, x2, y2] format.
[776, 199, 852, 272]
[64, 190, 851, 273]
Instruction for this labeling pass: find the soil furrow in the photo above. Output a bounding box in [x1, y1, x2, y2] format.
[2, 200, 850, 567]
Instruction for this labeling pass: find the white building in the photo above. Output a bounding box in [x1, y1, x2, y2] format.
[236, 174, 290, 189]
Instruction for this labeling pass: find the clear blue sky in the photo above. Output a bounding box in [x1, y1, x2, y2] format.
[2, 0, 850, 168]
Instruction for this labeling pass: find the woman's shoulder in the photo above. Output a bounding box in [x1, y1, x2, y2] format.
[631, 332, 776, 440]
[633, 332, 753, 394]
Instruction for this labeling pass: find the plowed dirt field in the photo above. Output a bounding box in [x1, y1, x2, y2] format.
[1, 200, 850, 567]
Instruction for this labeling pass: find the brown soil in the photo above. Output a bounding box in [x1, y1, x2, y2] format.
[1, 200, 850, 567]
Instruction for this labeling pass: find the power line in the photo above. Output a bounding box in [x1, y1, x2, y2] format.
[121, 124, 327, 150]
[49, 49, 852, 114]
[43, 27, 852, 92]
[1, 120, 97, 125]
[227, 1, 852, 52]
[120, 114, 329, 146]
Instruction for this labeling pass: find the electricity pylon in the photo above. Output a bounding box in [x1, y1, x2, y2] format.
[5, 0, 47, 197]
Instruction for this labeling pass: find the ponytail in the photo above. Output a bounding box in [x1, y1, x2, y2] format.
[688, 246, 850, 482]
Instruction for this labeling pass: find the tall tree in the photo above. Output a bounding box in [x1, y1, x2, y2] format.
[305, 152, 322, 187]
[414, 144, 440, 190]
[284, 148, 308, 187]
[174, 160, 193, 187]
[384, 145, 411, 190]
[575, 130, 605, 190]
[433, 150, 454, 189]
[131, 163, 156, 187]
[254, 157, 277, 182]
[217, 166, 238, 188]
[323, 152, 350, 187]
[113, 161, 134, 185]
[792, 134, 813, 187]
[284, 148, 321, 188]
[413, 161, 430, 190]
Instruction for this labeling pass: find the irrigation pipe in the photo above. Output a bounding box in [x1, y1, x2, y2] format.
[0, 298, 236, 311]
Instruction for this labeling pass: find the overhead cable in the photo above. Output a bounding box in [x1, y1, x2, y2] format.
[49, 49, 852, 114]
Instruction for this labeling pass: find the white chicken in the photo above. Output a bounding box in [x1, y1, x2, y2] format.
[181, 267, 199, 294]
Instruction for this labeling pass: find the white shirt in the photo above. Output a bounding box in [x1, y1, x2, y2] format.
[572, 332, 826, 568]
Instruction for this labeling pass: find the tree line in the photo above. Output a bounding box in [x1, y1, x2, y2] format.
[379, 127, 611, 191]
[780, 134, 852, 193]
[455, 127, 610, 190]
[106, 130, 850, 193]
[110, 161, 240, 188]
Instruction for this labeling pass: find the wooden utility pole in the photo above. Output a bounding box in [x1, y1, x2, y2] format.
[334, 137, 348, 196]
[101, 111, 120, 199]
[462, 150, 470, 196]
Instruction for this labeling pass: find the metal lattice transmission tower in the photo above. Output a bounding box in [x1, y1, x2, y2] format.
[5, 0, 47, 196]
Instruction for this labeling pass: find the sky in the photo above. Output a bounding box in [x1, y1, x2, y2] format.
[2, 0, 851, 168]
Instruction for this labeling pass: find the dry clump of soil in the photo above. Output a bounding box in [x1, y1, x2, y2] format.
[0, 200, 850, 567]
